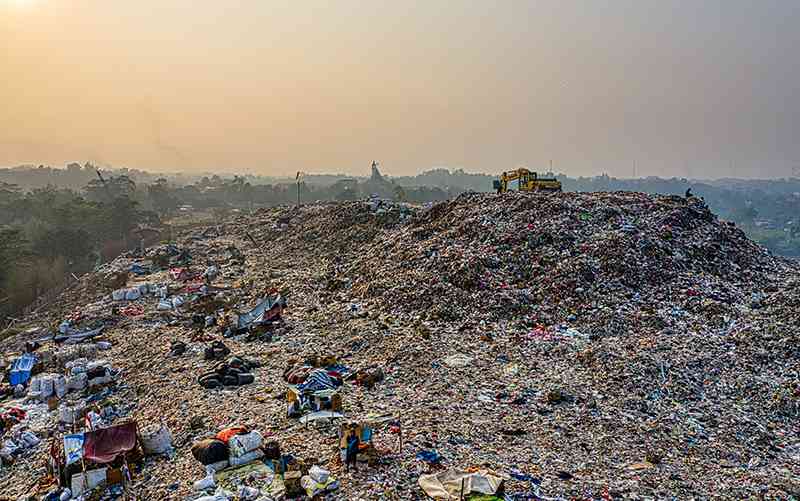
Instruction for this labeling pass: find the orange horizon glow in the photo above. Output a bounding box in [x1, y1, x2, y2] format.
[1, 1, 799, 179]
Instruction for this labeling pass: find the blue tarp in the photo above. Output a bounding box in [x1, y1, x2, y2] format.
[129, 263, 149, 275]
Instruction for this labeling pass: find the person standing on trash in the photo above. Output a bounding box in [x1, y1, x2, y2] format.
[346, 433, 360, 470]
[685, 187, 693, 198]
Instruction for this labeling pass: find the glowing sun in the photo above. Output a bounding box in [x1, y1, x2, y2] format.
[6, 0, 37, 7]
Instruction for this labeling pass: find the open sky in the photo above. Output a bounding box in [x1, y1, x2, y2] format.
[2, 0, 799, 178]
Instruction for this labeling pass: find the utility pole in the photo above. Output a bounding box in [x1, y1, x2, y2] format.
[95, 168, 112, 201]
[295, 171, 303, 207]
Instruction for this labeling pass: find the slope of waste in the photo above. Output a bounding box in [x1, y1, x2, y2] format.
[1, 191, 798, 500]
[263, 192, 777, 328]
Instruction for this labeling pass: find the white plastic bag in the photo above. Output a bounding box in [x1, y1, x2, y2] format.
[67, 373, 87, 391]
[228, 431, 262, 457]
[140, 424, 173, 455]
[54, 376, 67, 398]
[228, 449, 263, 466]
[40, 377, 54, 398]
[193, 474, 215, 491]
[309, 465, 330, 484]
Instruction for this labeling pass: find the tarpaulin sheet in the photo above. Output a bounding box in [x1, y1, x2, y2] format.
[83, 422, 137, 463]
[237, 295, 285, 328]
[54, 325, 104, 344]
[418, 469, 505, 500]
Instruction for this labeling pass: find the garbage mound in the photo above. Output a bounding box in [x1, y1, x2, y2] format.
[1, 192, 798, 500]
[271, 192, 781, 329]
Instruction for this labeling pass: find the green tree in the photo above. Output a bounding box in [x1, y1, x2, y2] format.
[0, 228, 31, 316]
[30, 227, 92, 263]
[733, 203, 759, 226]
[393, 185, 407, 202]
[0, 181, 21, 201]
[108, 197, 141, 241]
[85, 174, 136, 204]
[147, 178, 180, 216]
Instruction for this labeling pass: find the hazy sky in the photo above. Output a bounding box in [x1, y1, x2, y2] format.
[2, 0, 799, 178]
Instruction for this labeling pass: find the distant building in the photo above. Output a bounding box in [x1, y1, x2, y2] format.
[370, 161, 385, 182]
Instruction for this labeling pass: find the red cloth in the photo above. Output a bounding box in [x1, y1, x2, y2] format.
[170, 267, 187, 280]
[263, 302, 283, 322]
[120, 305, 144, 317]
[216, 426, 248, 443]
[183, 281, 205, 293]
[83, 422, 137, 463]
[3, 407, 26, 421]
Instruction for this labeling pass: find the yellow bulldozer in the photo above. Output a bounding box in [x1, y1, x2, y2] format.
[493, 168, 562, 193]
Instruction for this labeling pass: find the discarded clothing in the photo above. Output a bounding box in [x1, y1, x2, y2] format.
[129, 263, 149, 275]
[83, 422, 138, 464]
[204, 341, 231, 361]
[216, 426, 248, 444]
[191, 439, 229, 465]
[416, 450, 442, 464]
[297, 369, 337, 392]
[237, 295, 286, 329]
[198, 357, 257, 389]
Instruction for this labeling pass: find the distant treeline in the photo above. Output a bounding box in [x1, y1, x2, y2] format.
[0, 171, 161, 323]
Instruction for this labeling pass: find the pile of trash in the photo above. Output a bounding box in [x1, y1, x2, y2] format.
[1, 191, 798, 499]
[190, 425, 339, 499]
[309, 192, 781, 329]
[285, 356, 345, 422]
[0, 331, 147, 500]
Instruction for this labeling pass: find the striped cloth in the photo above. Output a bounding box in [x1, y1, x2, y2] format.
[298, 369, 335, 392]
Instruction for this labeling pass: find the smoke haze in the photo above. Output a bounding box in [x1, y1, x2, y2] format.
[2, 0, 799, 178]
